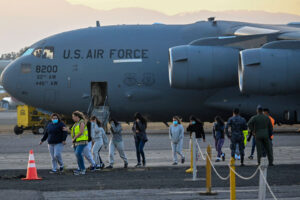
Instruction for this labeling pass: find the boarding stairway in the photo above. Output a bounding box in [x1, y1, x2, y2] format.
[87, 96, 110, 128]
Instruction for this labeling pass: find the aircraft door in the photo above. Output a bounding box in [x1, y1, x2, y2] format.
[91, 82, 108, 107]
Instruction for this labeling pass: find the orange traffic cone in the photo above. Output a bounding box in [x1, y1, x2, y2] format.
[22, 149, 42, 180]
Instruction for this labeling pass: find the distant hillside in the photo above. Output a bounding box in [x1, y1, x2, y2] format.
[1, 0, 300, 54]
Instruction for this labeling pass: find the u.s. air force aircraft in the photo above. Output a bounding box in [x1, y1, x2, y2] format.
[1, 18, 300, 124]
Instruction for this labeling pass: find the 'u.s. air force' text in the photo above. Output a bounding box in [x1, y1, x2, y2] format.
[63, 49, 149, 59]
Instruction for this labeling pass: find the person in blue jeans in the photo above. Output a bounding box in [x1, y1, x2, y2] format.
[63, 111, 89, 175]
[213, 116, 225, 162]
[132, 113, 148, 167]
[40, 113, 68, 173]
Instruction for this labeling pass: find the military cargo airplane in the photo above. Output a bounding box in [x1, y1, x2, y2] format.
[1, 19, 300, 125]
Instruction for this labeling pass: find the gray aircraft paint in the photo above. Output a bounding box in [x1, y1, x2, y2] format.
[1, 20, 300, 123]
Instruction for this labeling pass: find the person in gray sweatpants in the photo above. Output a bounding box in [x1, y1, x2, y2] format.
[90, 116, 108, 169]
[169, 116, 185, 165]
[106, 118, 128, 169]
[40, 113, 67, 173]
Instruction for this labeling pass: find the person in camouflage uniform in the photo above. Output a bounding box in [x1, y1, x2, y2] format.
[225, 108, 248, 166]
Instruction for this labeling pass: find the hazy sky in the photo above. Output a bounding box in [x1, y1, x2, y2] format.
[66, 0, 300, 15]
[1, 0, 300, 54]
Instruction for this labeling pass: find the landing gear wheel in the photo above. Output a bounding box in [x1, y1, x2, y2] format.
[32, 127, 45, 135]
[14, 125, 24, 135]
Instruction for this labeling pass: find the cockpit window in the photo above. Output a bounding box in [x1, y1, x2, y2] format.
[31, 46, 54, 59]
[33, 47, 43, 58]
[42, 46, 54, 59]
[22, 48, 34, 57]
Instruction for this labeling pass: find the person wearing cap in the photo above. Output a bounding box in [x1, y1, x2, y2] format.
[225, 108, 247, 166]
[248, 105, 274, 166]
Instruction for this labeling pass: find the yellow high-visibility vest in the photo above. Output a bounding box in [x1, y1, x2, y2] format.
[71, 120, 88, 142]
[243, 130, 248, 146]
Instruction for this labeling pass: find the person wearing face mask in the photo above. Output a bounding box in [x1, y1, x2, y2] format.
[40, 113, 68, 173]
[90, 116, 108, 170]
[187, 115, 206, 161]
[169, 116, 185, 165]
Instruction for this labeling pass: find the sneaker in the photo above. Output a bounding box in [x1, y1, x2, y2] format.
[248, 155, 253, 160]
[181, 157, 185, 164]
[240, 163, 245, 167]
[49, 170, 58, 174]
[74, 170, 86, 175]
[90, 165, 96, 171]
[172, 162, 178, 165]
[106, 165, 113, 169]
[95, 165, 101, 170]
[135, 163, 142, 168]
[124, 163, 128, 169]
[59, 166, 64, 172]
[222, 153, 225, 161]
[215, 157, 221, 162]
[100, 163, 105, 169]
[142, 161, 146, 167]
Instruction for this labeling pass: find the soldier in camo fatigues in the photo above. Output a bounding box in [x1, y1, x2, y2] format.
[225, 108, 248, 166]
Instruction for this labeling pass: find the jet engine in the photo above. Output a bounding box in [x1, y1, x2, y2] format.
[239, 40, 300, 95]
[168, 45, 239, 89]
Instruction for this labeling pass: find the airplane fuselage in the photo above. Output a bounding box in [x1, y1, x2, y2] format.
[2, 21, 300, 122]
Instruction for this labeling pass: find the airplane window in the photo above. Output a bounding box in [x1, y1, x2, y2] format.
[21, 48, 34, 57]
[33, 48, 43, 58]
[42, 46, 54, 59]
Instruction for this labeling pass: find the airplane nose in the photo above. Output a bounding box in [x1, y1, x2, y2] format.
[1, 62, 16, 95]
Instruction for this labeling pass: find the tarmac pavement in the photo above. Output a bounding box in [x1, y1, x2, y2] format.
[0, 111, 300, 199]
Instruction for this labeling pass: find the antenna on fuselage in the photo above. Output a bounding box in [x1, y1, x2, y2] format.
[96, 21, 101, 27]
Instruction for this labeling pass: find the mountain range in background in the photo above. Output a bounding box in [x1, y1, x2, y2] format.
[1, 0, 300, 54]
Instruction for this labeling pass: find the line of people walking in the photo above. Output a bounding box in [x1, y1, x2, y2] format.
[40, 111, 148, 175]
[39, 106, 275, 175]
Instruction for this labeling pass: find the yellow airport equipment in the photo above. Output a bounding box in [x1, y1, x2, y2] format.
[14, 105, 50, 135]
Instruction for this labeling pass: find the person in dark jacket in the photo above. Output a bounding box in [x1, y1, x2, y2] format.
[132, 112, 148, 167]
[40, 113, 68, 173]
[186, 115, 205, 161]
[225, 108, 248, 166]
[248, 105, 274, 166]
[213, 116, 225, 162]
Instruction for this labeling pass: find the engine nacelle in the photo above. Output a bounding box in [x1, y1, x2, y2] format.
[239, 41, 300, 95]
[168, 45, 239, 89]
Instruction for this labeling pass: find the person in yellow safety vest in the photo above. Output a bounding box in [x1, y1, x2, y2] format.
[63, 111, 88, 175]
